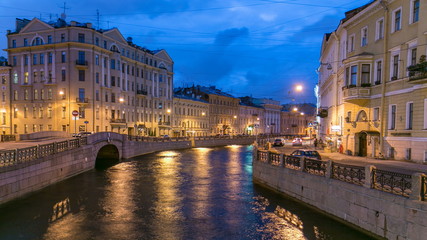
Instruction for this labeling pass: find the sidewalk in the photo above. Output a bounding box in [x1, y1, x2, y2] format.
[316, 148, 427, 175]
[0, 137, 71, 151]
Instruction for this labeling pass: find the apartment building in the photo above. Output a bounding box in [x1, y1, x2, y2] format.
[174, 86, 240, 135]
[318, 0, 427, 162]
[172, 95, 209, 137]
[238, 97, 265, 135]
[5, 17, 173, 136]
[281, 103, 316, 138]
[0, 58, 11, 135]
[252, 98, 282, 135]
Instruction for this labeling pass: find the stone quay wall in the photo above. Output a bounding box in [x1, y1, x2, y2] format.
[252, 149, 427, 240]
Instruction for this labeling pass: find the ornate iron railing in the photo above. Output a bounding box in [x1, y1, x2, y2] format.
[373, 169, 412, 198]
[69, 139, 80, 149]
[284, 155, 300, 170]
[257, 151, 268, 163]
[304, 158, 327, 176]
[39, 143, 55, 158]
[56, 141, 69, 153]
[17, 146, 38, 163]
[269, 153, 282, 166]
[332, 162, 365, 186]
[0, 150, 16, 167]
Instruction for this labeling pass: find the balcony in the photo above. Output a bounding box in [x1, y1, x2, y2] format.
[342, 86, 371, 103]
[76, 98, 89, 105]
[408, 62, 427, 84]
[136, 89, 148, 96]
[75, 60, 88, 69]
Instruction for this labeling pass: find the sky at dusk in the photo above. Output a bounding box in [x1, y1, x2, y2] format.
[0, 0, 372, 104]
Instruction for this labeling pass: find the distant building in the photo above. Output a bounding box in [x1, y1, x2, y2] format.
[5, 17, 173, 136]
[281, 103, 316, 138]
[174, 85, 239, 135]
[239, 97, 265, 135]
[252, 98, 282, 134]
[172, 94, 209, 137]
[0, 57, 11, 135]
[318, 0, 427, 162]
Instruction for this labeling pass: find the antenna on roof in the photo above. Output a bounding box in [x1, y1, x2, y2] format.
[96, 9, 100, 30]
[60, 2, 69, 20]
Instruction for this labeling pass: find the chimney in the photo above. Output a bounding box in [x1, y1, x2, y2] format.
[127, 37, 133, 44]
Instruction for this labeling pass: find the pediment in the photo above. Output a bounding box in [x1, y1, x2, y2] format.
[19, 18, 53, 33]
[103, 28, 127, 44]
[154, 49, 173, 62]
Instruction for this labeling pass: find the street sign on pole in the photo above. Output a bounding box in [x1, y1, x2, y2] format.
[84, 121, 89, 132]
[72, 110, 79, 135]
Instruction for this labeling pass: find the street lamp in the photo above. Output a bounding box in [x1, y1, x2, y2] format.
[293, 107, 298, 112]
[295, 84, 303, 92]
[119, 97, 124, 103]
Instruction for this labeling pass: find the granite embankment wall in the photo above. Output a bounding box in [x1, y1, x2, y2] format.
[252, 149, 427, 240]
[0, 133, 255, 205]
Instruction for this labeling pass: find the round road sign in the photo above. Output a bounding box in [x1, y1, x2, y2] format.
[72, 110, 79, 117]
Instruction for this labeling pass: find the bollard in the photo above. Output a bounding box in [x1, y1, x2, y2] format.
[363, 165, 376, 189]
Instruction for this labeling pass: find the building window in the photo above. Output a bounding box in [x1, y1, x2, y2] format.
[24, 89, 29, 100]
[12, 39, 16, 48]
[96, 90, 99, 101]
[361, 27, 368, 46]
[41, 89, 44, 100]
[373, 107, 379, 121]
[96, 72, 99, 84]
[110, 59, 116, 69]
[79, 107, 85, 118]
[62, 107, 66, 119]
[104, 40, 107, 49]
[111, 93, 116, 102]
[34, 89, 38, 100]
[95, 37, 99, 46]
[24, 72, 29, 84]
[95, 55, 99, 65]
[40, 53, 44, 64]
[24, 55, 28, 65]
[33, 54, 37, 65]
[361, 64, 370, 84]
[392, 55, 399, 80]
[350, 65, 357, 85]
[111, 76, 115, 86]
[13, 56, 16, 66]
[39, 107, 43, 118]
[13, 90, 18, 100]
[389, 105, 396, 130]
[78, 33, 85, 43]
[78, 88, 85, 101]
[410, 48, 417, 66]
[24, 38, 28, 46]
[47, 107, 52, 118]
[78, 51, 85, 64]
[393, 8, 402, 32]
[61, 51, 66, 63]
[61, 33, 65, 42]
[79, 70, 85, 81]
[62, 69, 66, 81]
[47, 35, 52, 44]
[24, 107, 28, 118]
[48, 53, 53, 63]
[411, 0, 420, 24]
[48, 89, 52, 99]
[406, 102, 413, 130]
[406, 148, 412, 161]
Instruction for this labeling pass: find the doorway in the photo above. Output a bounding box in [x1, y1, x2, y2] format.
[358, 132, 367, 157]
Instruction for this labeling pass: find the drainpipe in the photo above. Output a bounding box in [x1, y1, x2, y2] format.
[379, 2, 389, 156]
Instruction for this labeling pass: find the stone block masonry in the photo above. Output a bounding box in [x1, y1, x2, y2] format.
[253, 151, 427, 239]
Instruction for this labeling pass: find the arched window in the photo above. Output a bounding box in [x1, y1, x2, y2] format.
[110, 45, 119, 53]
[356, 110, 368, 122]
[32, 37, 44, 46]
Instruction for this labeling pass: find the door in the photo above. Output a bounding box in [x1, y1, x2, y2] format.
[358, 132, 367, 157]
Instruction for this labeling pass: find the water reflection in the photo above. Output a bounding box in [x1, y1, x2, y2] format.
[0, 146, 374, 240]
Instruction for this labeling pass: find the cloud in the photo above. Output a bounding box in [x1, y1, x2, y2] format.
[214, 27, 249, 46]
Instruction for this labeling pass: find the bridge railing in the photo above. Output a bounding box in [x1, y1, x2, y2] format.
[255, 149, 427, 201]
[0, 137, 88, 168]
[127, 135, 256, 142]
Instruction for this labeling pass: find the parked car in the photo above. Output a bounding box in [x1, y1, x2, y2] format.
[292, 138, 303, 146]
[290, 150, 322, 160]
[273, 138, 285, 147]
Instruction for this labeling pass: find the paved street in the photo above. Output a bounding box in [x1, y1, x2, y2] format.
[269, 141, 427, 175]
[0, 137, 71, 151]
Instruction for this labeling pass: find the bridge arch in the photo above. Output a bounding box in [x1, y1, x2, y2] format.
[95, 144, 120, 169]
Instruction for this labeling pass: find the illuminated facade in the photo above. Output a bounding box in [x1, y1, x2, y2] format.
[5, 17, 174, 136]
[318, 0, 427, 162]
[172, 95, 209, 137]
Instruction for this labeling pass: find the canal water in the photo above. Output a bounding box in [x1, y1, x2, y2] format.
[0, 145, 375, 240]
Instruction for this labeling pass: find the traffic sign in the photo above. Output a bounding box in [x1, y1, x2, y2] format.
[84, 121, 89, 124]
[72, 110, 79, 117]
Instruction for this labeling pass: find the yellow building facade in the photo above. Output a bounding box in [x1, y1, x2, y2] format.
[6, 18, 174, 136]
[172, 96, 209, 137]
[319, 0, 427, 162]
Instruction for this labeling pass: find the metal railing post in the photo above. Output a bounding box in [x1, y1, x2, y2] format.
[325, 160, 333, 178]
[363, 165, 376, 189]
[410, 173, 426, 201]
